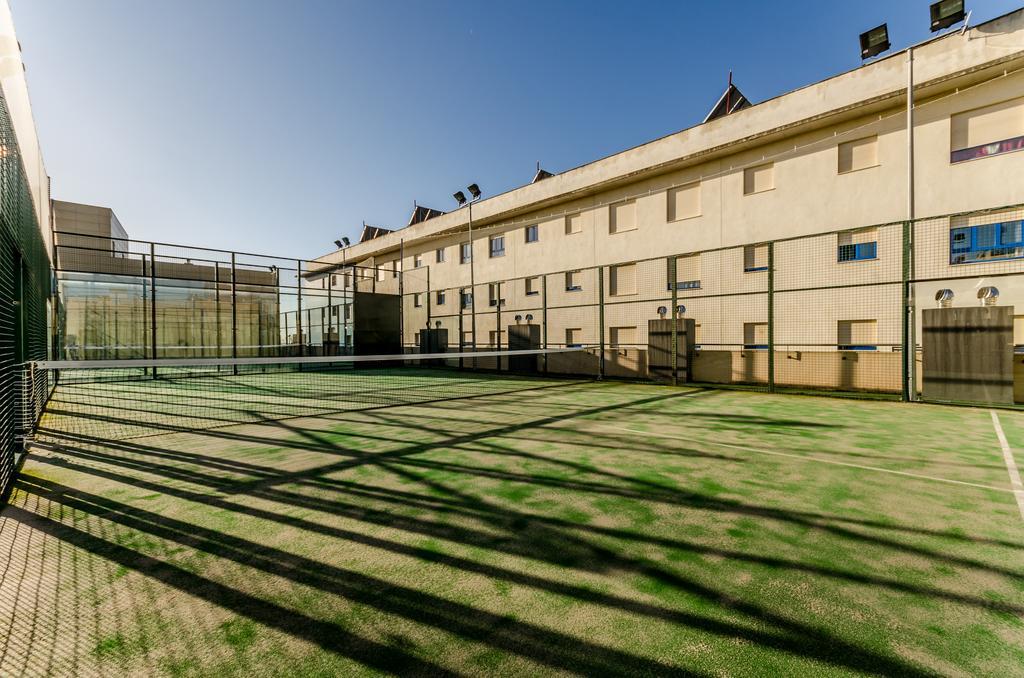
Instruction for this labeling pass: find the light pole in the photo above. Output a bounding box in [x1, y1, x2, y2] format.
[453, 184, 482, 362]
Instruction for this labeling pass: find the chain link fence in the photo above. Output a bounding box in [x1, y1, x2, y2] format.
[406, 203, 1024, 405]
[1, 89, 51, 500]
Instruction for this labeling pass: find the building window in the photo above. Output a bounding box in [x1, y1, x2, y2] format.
[436, 247, 446, 263]
[460, 289, 473, 310]
[489, 235, 505, 258]
[743, 322, 768, 350]
[565, 270, 582, 291]
[838, 319, 877, 351]
[565, 213, 583, 235]
[525, 224, 539, 243]
[413, 253, 423, 268]
[489, 330, 504, 347]
[837, 229, 878, 262]
[610, 200, 637, 234]
[950, 98, 1024, 163]
[744, 244, 769, 272]
[565, 328, 583, 348]
[609, 263, 636, 296]
[669, 254, 701, 290]
[391, 260, 399, 278]
[488, 283, 504, 307]
[436, 290, 446, 305]
[461, 331, 473, 346]
[667, 182, 701, 221]
[375, 265, 385, 282]
[609, 326, 637, 348]
[950, 219, 1024, 264]
[413, 293, 422, 308]
[525, 276, 540, 296]
[838, 136, 879, 173]
[743, 163, 774, 195]
[460, 242, 472, 264]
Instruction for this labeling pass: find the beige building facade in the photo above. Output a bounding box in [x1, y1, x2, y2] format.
[310, 10, 1024, 394]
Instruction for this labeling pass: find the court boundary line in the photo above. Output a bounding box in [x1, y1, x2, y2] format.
[988, 411, 1024, 522]
[586, 423, 1019, 496]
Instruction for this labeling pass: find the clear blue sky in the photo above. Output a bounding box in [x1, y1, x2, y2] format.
[10, 0, 1022, 258]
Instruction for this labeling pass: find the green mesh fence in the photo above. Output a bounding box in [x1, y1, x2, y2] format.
[0, 88, 51, 501]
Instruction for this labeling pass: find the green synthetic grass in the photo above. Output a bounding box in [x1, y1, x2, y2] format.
[2, 376, 1023, 676]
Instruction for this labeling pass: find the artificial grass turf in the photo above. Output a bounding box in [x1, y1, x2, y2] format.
[2, 378, 1022, 676]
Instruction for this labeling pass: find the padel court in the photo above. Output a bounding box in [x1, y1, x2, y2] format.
[2, 361, 1023, 676]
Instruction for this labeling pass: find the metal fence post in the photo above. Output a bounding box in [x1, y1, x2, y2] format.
[902, 220, 915, 402]
[597, 266, 605, 380]
[670, 257, 678, 386]
[542, 275, 549, 374]
[495, 281, 502, 370]
[425, 266, 432, 338]
[767, 241, 775, 393]
[149, 242, 158, 376]
[231, 252, 238, 374]
[458, 305, 465, 370]
[398, 240, 405, 353]
[296, 259, 304, 357]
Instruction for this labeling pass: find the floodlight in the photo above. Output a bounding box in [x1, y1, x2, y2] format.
[859, 23, 890, 60]
[453, 191, 467, 206]
[334, 240, 343, 249]
[341, 237, 350, 246]
[467, 183, 481, 199]
[930, 0, 965, 32]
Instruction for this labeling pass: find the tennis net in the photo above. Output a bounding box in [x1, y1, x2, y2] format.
[21, 348, 587, 442]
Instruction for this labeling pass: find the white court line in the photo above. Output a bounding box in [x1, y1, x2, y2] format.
[583, 423, 1018, 495]
[989, 411, 1024, 522]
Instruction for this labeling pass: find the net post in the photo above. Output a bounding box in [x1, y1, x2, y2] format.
[670, 256, 678, 387]
[597, 265, 605, 380]
[231, 252, 238, 375]
[542, 275, 549, 374]
[149, 242, 158, 378]
[902, 219, 915, 402]
[767, 241, 775, 393]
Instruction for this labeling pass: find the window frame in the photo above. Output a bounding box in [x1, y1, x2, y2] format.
[413, 254, 423, 268]
[565, 271, 582, 292]
[460, 242, 472, 264]
[436, 290, 446, 305]
[525, 276, 540, 296]
[565, 213, 583, 235]
[950, 220, 1024, 265]
[525, 224, 539, 243]
[489, 235, 505, 258]
[743, 244, 769, 273]
[837, 241, 877, 263]
[436, 247, 446, 263]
